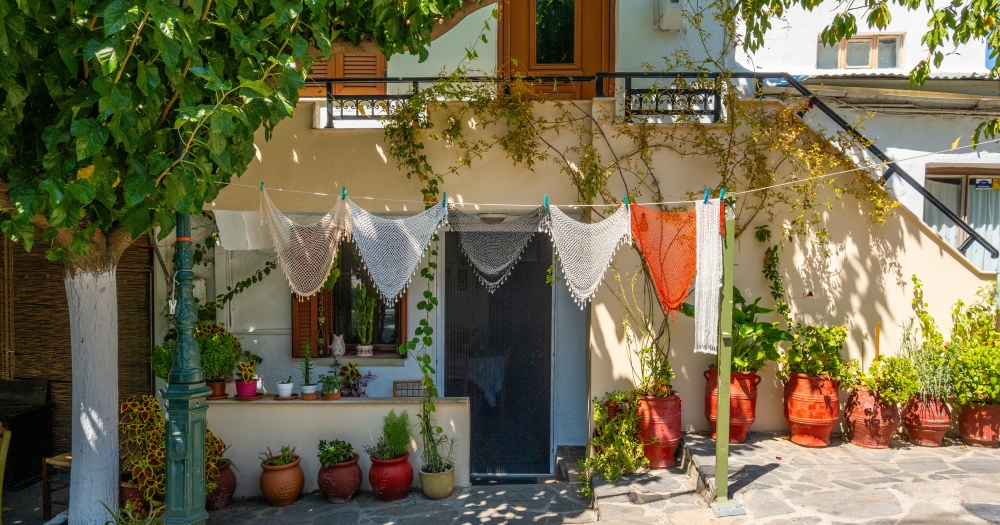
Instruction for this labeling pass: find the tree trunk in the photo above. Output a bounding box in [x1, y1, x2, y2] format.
[66, 268, 120, 524]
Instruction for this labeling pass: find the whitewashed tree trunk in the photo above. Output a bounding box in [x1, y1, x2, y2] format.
[66, 269, 119, 525]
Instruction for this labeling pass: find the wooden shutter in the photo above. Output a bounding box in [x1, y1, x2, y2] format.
[333, 54, 387, 95]
[290, 294, 318, 357]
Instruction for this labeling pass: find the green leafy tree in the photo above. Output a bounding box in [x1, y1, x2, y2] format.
[0, 1, 490, 522]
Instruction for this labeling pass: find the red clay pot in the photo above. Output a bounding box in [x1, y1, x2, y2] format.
[846, 388, 900, 449]
[323, 392, 342, 400]
[705, 368, 761, 444]
[259, 456, 304, 507]
[234, 381, 257, 398]
[369, 452, 413, 501]
[119, 481, 148, 513]
[958, 404, 1000, 447]
[206, 381, 228, 398]
[637, 394, 683, 468]
[206, 459, 237, 510]
[783, 373, 839, 447]
[902, 397, 952, 447]
[317, 454, 362, 503]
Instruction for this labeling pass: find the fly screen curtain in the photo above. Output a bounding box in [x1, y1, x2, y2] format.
[923, 179, 962, 248]
[966, 188, 1000, 272]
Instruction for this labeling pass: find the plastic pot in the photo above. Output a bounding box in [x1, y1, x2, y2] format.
[637, 393, 683, 468]
[959, 404, 1000, 447]
[317, 454, 362, 503]
[301, 384, 318, 400]
[369, 452, 413, 502]
[419, 466, 455, 500]
[234, 381, 257, 398]
[259, 456, 304, 507]
[276, 382, 294, 398]
[704, 368, 761, 444]
[845, 387, 900, 449]
[783, 373, 839, 447]
[206, 459, 237, 510]
[901, 396, 951, 447]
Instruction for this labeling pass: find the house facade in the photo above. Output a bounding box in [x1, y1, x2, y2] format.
[153, 0, 1000, 493]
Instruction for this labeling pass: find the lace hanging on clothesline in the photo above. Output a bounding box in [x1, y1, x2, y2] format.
[448, 206, 546, 293]
[348, 200, 448, 305]
[546, 205, 632, 307]
[260, 190, 351, 298]
[694, 199, 722, 354]
[631, 204, 698, 316]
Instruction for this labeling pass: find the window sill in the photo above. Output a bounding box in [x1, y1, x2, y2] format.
[313, 355, 407, 367]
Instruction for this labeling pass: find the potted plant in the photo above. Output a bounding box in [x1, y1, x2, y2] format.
[579, 391, 647, 498]
[259, 445, 304, 507]
[843, 356, 917, 449]
[339, 361, 376, 397]
[777, 324, 849, 447]
[952, 343, 1000, 447]
[276, 376, 294, 399]
[316, 439, 361, 503]
[899, 284, 954, 446]
[365, 410, 413, 501]
[352, 283, 377, 357]
[235, 360, 258, 399]
[687, 288, 792, 443]
[196, 323, 241, 399]
[319, 372, 343, 400]
[205, 443, 236, 511]
[300, 343, 318, 400]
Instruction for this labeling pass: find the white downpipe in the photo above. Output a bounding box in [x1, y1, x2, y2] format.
[65, 269, 119, 525]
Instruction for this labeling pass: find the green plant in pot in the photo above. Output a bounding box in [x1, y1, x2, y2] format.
[949, 284, 1000, 447]
[364, 410, 413, 502]
[319, 372, 343, 400]
[196, 323, 241, 399]
[777, 324, 850, 447]
[234, 359, 258, 399]
[843, 356, 917, 449]
[352, 283, 377, 357]
[259, 445, 303, 507]
[300, 343, 318, 400]
[316, 439, 361, 503]
[578, 390, 647, 499]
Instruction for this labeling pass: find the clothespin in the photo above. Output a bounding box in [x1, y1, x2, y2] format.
[719, 188, 726, 202]
[442, 192, 447, 208]
[622, 194, 629, 209]
[342, 187, 347, 200]
[544, 195, 549, 210]
[703, 188, 711, 204]
[259, 182, 264, 191]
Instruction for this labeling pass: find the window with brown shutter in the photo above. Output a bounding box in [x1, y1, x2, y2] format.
[300, 53, 387, 98]
[290, 241, 406, 358]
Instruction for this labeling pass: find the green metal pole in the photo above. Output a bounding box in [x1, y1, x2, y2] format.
[711, 198, 742, 516]
[162, 212, 210, 525]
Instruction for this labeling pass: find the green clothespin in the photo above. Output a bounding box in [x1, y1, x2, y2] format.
[703, 188, 711, 203]
[442, 192, 447, 208]
[544, 195, 549, 210]
[259, 182, 264, 191]
[342, 187, 347, 200]
[622, 194, 629, 209]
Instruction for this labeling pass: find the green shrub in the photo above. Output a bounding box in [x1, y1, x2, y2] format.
[317, 439, 356, 467]
[950, 283, 999, 351]
[847, 356, 918, 405]
[951, 343, 1000, 406]
[579, 391, 647, 498]
[196, 324, 241, 382]
[778, 325, 849, 381]
[365, 410, 411, 460]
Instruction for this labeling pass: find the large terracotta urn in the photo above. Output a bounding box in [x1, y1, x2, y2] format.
[901, 396, 951, 447]
[845, 387, 900, 449]
[317, 454, 362, 503]
[958, 404, 1000, 447]
[206, 459, 237, 510]
[259, 455, 304, 507]
[783, 373, 839, 447]
[369, 452, 413, 502]
[704, 368, 761, 444]
[637, 393, 683, 468]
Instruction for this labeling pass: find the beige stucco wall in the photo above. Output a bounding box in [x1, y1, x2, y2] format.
[206, 397, 470, 498]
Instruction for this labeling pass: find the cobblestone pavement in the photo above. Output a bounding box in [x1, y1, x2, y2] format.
[208, 482, 598, 525]
[596, 432, 1000, 524]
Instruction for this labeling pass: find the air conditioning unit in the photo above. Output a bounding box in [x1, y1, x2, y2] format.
[658, 0, 684, 31]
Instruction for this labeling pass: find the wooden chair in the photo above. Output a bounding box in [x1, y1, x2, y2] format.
[392, 380, 424, 398]
[41, 453, 71, 520]
[0, 423, 10, 525]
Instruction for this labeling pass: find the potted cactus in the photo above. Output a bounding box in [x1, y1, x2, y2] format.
[299, 345, 318, 400]
[276, 376, 294, 399]
[317, 439, 361, 503]
[352, 284, 377, 357]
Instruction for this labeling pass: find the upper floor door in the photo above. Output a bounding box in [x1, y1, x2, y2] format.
[499, 0, 615, 99]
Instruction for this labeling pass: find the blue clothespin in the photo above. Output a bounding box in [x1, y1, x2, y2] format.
[622, 194, 629, 209]
[544, 195, 549, 210]
[342, 187, 347, 200]
[442, 192, 447, 208]
[719, 188, 726, 202]
[259, 182, 264, 191]
[703, 188, 711, 203]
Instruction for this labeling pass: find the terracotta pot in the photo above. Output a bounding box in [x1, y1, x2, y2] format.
[206, 459, 237, 510]
[317, 454, 362, 503]
[958, 404, 1000, 447]
[637, 394, 683, 468]
[902, 396, 952, 447]
[259, 456, 304, 507]
[419, 466, 455, 500]
[846, 388, 900, 449]
[323, 392, 341, 400]
[119, 481, 148, 513]
[704, 368, 761, 443]
[206, 381, 228, 398]
[369, 452, 413, 502]
[783, 373, 839, 447]
[235, 381, 257, 398]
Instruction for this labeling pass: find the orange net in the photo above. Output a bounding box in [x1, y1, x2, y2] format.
[631, 204, 698, 315]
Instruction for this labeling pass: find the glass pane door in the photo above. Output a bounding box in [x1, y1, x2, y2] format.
[535, 0, 576, 64]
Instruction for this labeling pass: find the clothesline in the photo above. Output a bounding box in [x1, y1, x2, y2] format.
[214, 136, 1000, 208]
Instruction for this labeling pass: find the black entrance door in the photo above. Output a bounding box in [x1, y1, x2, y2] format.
[444, 231, 553, 475]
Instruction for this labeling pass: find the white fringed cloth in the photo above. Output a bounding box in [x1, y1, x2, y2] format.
[694, 199, 722, 354]
[448, 206, 546, 292]
[547, 205, 632, 307]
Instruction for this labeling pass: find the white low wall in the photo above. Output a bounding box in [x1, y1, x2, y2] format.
[205, 396, 470, 498]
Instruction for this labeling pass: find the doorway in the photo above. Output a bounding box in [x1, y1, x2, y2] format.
[443, 231, 553, 475]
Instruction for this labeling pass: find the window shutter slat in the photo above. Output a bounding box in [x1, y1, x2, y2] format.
[290, 294, 318, 357]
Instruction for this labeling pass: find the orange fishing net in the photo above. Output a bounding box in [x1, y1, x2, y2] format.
[631, 204, 698, 315]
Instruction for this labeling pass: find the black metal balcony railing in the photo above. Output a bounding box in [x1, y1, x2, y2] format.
[302, 72, 998, 261]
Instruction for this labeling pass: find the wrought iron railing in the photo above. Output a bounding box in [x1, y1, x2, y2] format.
[302, 73, 998, 260]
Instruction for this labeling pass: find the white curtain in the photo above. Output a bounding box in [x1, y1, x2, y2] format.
[923, 179, 963, 248]
[965, 188, 1000, 272]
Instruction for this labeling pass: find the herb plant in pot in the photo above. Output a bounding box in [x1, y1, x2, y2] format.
[365, 410, 413, 501]
[299, 344, 318, 400]
[778, 325, 849, 447]
[352, 283, 377, 357]
[899, 297, 954, 447]
[319, 372, 342, 400]
[276, 376, 294, 399]
[317, 439, 361, 503]
[259, 445, 304, 507]
[235, 360, 258, 399]
[844, 356, 917, 449]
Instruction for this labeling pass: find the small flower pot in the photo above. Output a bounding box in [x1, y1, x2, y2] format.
[259, 455, 304, 507]
[206, 459, 237, 510]
[369, 452, 413, 502]
[783, 373, 839, 447]
[206, 380, 228, 399]
[959, 403, 1000, 447]
[704, 368, 761, 444]
[301, 385, 318, 400]
[846, 387, 900, 449]
[637, 393, 683, 468]
[357, 345, 374, 357]
[419, 466, 455, 500]
[235, 381, 258, 398]
[317, 454, 362, 503]
[902, 396, 951, 447]
[323, 391, 341, 400]
[276, 382, 294, 398]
